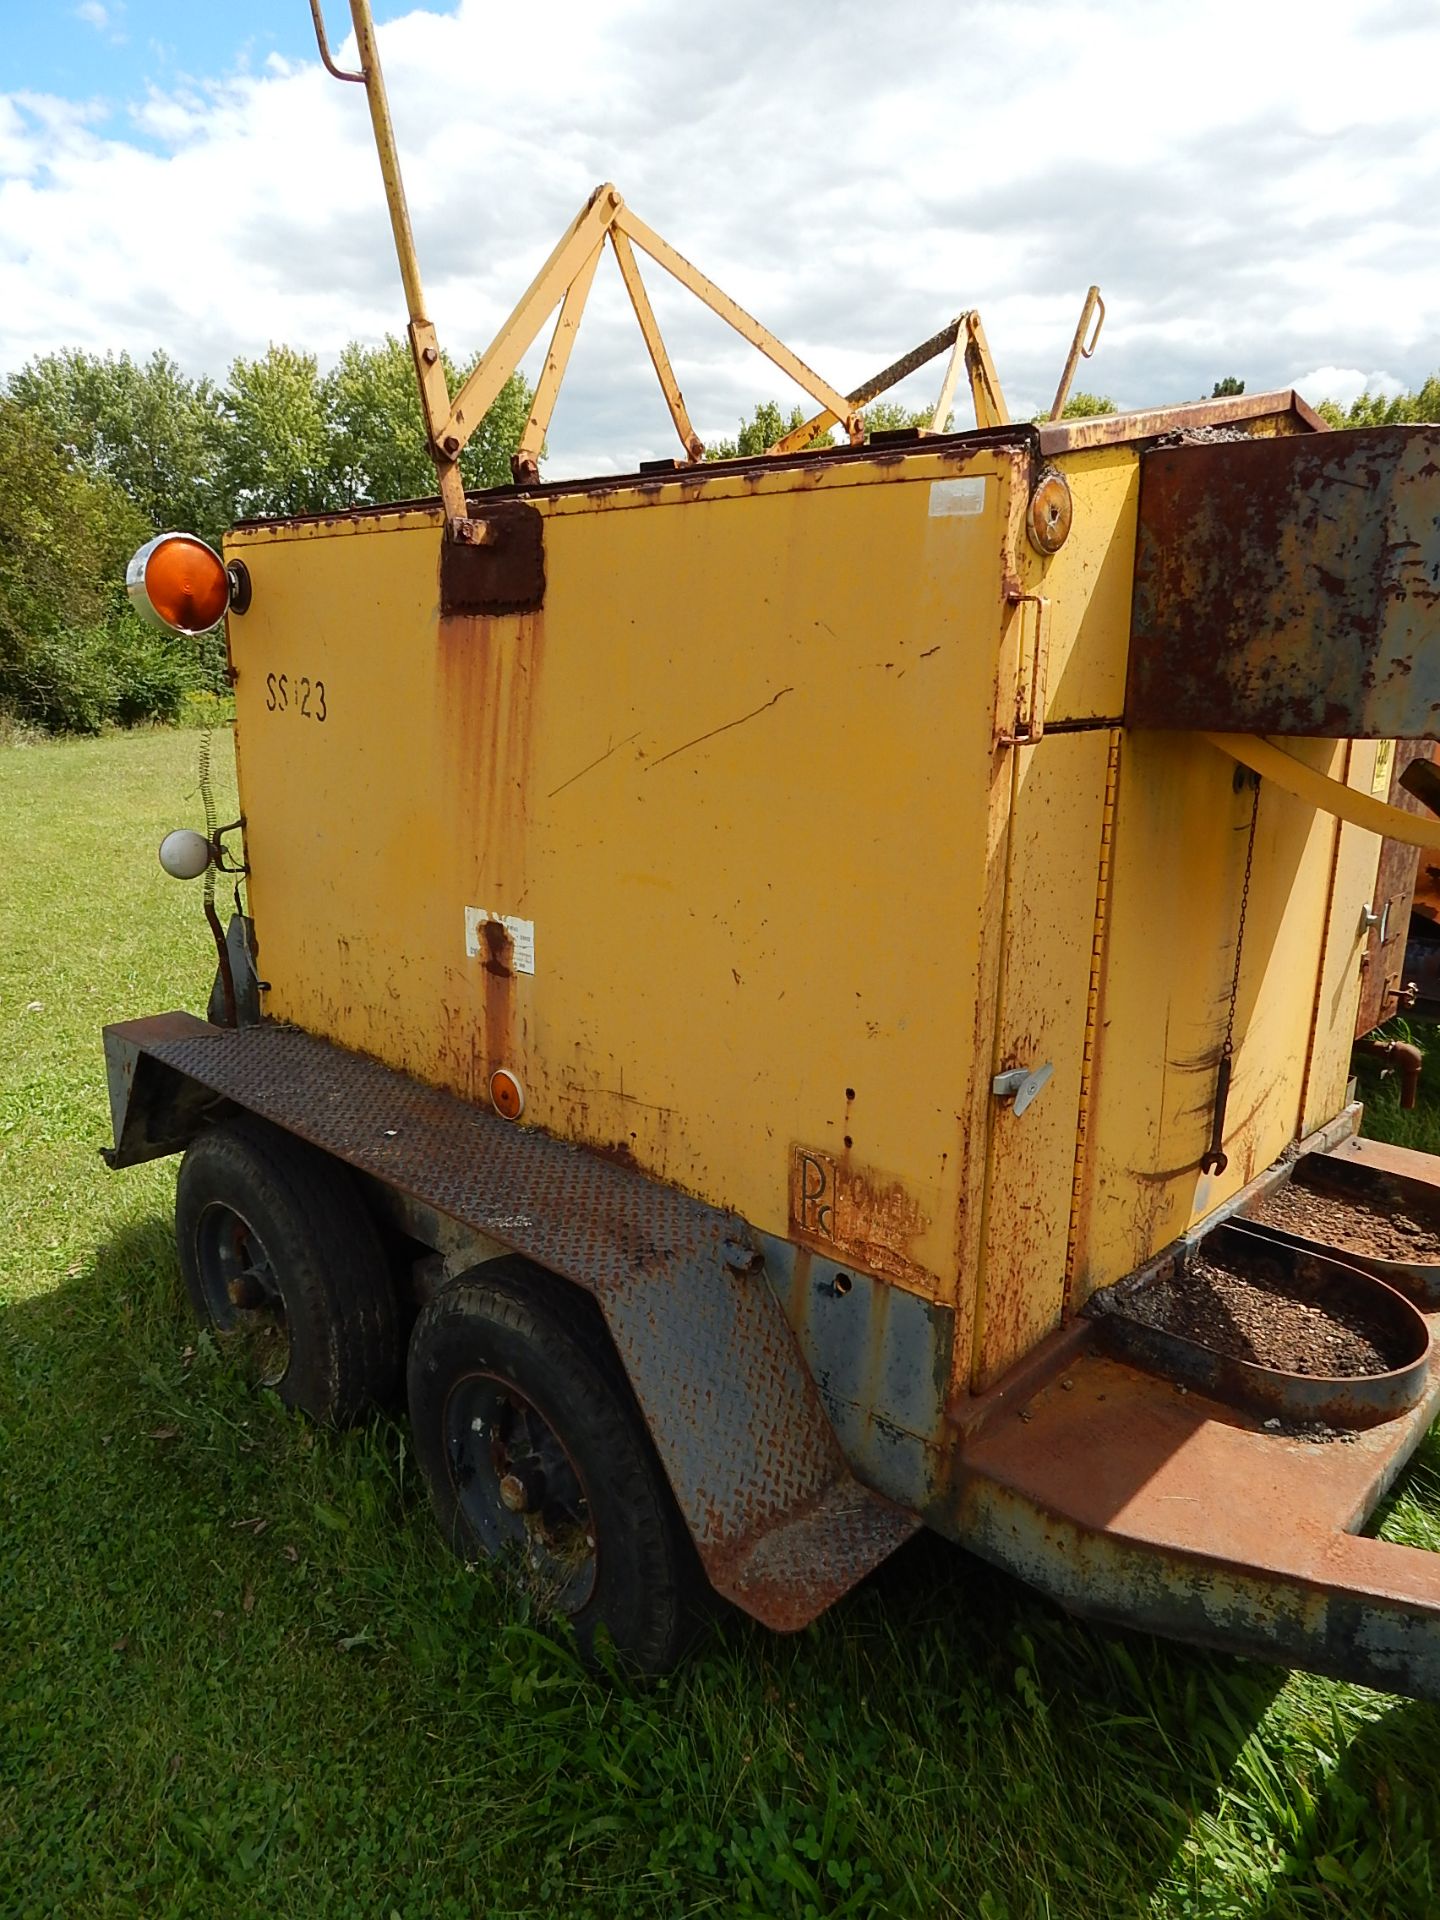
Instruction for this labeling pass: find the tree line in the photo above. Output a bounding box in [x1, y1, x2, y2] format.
[0, 339, 532, 733]
[1, 343, 1435, 735]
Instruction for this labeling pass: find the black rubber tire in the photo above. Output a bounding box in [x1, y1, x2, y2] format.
[175, 1114, 400, 1424]
[407, 1260, 699, 1674]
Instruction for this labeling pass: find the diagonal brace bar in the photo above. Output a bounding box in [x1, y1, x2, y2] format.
[610, 228, 705, 463]
[771, 316, 965, 455]
[441, 184, 622, 457]
[613, 204, 861, 442]
[512, 238, 606, 484]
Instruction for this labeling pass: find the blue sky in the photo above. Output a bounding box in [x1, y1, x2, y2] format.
[3, 2, 312, 106]
[3, 1, 1438, 477]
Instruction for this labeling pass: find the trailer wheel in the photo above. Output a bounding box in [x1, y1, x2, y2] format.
[407, 1262, 698, 1673]
[175, 1115, 399, 1424]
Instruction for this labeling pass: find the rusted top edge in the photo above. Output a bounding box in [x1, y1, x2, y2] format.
[1038, 388, 1325, 455]
[229, 421, 1039, 534]
[230, 390, 1323, 539]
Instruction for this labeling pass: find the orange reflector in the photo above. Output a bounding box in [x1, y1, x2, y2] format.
[126, 533, 230, 635]
[1026, 470, 1074, 555]
[489, 1069, 525, 1121]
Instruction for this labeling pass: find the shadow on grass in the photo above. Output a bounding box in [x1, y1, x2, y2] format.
[6, 1217, 1439, 1918]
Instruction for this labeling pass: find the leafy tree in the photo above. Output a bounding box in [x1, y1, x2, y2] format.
[707, 401, 836, 460]
[706, 396, 947, 460]
[452, 358, 533, 492]
[1211, 376, 1246, 397]
[1057, 391, 1118, 419]
[0, 397, 193, 731]
[324, 335, 532, 502]
[325, 335, 437, 507]
[864, 399, 942, 434]
[219, 337, 533, 515]
[1028, 391, 1119, 423]
[219, 345, 335, 521]
[1316, 374, 1440, 429]
[6, 349, 228, 548]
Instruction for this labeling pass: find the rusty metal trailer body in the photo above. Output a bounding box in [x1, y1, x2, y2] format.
[103, 0, 1440, 1692]
[110, 396, 1440, 1693]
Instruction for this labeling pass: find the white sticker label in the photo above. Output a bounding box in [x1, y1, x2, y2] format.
[465, 908, 536, 975]
[928, 477, 987, 517]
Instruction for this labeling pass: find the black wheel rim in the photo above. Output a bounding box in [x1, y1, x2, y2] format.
[443, 1373, 597, 1614]
[193, 1202, 290, 1390]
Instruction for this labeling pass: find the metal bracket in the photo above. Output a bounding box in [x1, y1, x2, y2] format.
[1207, 734, 1440, 849]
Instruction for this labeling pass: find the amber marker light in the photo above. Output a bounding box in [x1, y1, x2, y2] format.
[126, 532, 231, 635]
[489, 1069, 526, 1120]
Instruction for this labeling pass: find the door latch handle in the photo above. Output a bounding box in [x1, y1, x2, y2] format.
[992, 1062, 1054, 1117]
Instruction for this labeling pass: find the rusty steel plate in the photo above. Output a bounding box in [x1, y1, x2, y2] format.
[954, 1319, 1440, 1700]
[440, 500, 545, 614]
[1128, 426, 1440, 737]
[104, 1015, 917, 1627]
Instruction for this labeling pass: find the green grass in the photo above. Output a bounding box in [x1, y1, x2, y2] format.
[4, 729, 1440, 1918]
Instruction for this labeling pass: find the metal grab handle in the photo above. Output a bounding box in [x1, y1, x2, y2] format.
[1004, 591, 1051, 742]
[308, 0, 364, 81]
[1049, 285, 1105, 420]
[1080, 290, 1105, 359]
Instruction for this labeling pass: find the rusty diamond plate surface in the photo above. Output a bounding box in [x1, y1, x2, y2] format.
[710, 1480, 920, 1632]
[135, 1018, 917, 1623]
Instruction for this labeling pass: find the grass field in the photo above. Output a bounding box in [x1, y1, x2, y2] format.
[4, 727, 1440, 1919]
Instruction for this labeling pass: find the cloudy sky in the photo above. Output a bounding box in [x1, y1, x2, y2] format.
[3, 0, 1438, 477]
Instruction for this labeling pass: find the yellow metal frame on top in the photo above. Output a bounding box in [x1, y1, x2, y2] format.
[309, 0, 1017, 507]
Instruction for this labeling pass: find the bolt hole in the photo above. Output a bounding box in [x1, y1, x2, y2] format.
[845, 1086, 856, 1101]
[843, 1135, 853, 1149]
[832, 1272, 852, 1297]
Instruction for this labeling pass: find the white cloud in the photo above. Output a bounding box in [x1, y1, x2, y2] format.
[1292, 366, 1406, 409]
[73, 0, 126, 42]
[5, 0, 1440, 479]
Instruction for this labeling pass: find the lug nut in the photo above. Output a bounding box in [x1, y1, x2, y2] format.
[499, 1472, 529, 1513]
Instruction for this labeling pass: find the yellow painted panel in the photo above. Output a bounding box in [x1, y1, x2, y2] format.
[1074, 733, 1363, 1299]
[1035, 446, 1137, 724]
[971, 729, 1110, 1389]
[1301, 743, 1383, 1133]
[225, 450, 1025, 1303]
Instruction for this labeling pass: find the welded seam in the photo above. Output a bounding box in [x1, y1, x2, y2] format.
[1297, 740, 1353, 1135]
[1061, 727, 1121, 1315]
[966, 743, 1025, 1388]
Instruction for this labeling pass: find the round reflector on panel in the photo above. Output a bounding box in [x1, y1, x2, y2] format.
[126, 533, 230, 634]
[489, 1069, 525, 1121]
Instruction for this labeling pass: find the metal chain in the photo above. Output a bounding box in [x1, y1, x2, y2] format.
[1221, 776, 1261, 1059]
